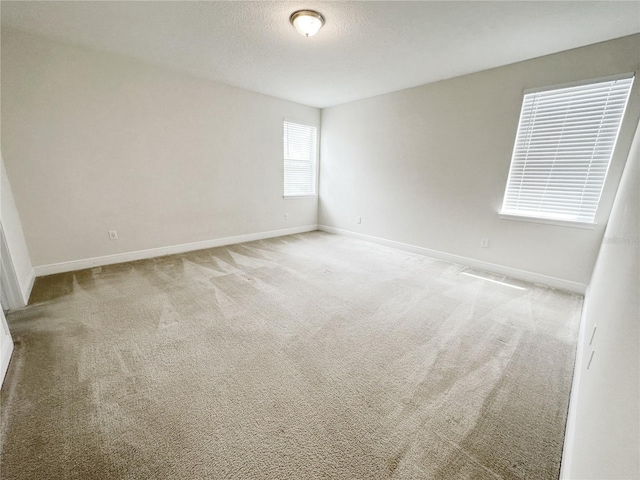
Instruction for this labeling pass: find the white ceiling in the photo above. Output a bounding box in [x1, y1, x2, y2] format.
[1, 1, 639, 108]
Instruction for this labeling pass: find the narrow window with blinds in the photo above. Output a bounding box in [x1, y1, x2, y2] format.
[501, 75, 634, 225]
[283, 121, 318, 197]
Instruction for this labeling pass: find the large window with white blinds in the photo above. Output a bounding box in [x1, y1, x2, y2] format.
[501, 75, 634, 225]
[283, 121, 318, 197]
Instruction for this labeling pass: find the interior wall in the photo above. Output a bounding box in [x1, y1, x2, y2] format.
[1, 153, 34, 306]
[1, 306, 14, 386]
[1, 28, 320, 268]
[319, 34, 640, 285]
[561, 123, 639, 479]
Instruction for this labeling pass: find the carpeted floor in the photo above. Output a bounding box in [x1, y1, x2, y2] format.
[0, 232, 582, 479]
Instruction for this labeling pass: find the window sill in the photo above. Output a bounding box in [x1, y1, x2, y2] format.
[283, 195, 317, 200]
[498, 213, 596, 230]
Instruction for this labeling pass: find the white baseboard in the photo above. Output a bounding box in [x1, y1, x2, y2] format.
[34, 225, 318, 277]
[318, 225, 587, 294]
[559, 288, 589, 479]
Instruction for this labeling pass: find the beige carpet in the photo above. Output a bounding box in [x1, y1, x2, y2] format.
[1, 232, 582, 479]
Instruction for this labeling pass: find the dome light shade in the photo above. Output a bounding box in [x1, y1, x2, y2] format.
[290, 10, 325, 37]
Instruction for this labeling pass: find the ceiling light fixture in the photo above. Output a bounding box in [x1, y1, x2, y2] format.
[289, 10, 325, 37]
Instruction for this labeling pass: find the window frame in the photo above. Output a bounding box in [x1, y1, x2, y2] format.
[282, 119, 319, 199]
[499, 72, 635, 228]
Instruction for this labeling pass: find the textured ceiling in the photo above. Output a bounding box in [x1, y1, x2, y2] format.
[1, 1, 639, 108]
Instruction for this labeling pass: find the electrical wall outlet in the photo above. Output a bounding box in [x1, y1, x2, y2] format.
[480, 238, 489, 248]
[108, 230, 118, 240]
[356, 216, 362, 224]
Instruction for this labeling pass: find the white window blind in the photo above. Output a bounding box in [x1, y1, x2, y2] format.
[501, 75, 634, 224]
[284, 121, 317, 197]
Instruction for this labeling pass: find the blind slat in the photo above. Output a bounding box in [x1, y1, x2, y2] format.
[284, 121, 317, 196]
[500, 76, 634, 223]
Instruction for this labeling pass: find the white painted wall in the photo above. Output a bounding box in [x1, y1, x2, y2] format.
[1, 153, 35, 306]
[1, 29, 319, 268]
[561, 123, 639, 479]
[0, 306, 14, 386]
[319, 34, 640, 285]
